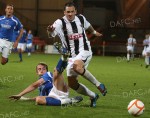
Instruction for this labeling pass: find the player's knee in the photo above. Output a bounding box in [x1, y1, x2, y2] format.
[68, 77, 79, 90]
[1, 62, 6, 65]
[73, 60, 84, 74]
[35, 97, 40, 104]
[1, 59, 8, 65]
[68, 82, 77, 90]
[36, 96, 45, 105]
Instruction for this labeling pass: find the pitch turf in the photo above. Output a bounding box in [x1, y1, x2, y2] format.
[0, 53, 150, 118]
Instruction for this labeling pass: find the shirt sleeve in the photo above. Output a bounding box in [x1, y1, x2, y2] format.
[51, 19, 62, 37]
[80, 15, 91, 30]
[15, 17, 23, 31]
[41, 72, 53, 83]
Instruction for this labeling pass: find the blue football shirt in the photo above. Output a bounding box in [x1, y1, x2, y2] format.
[38, 72, 53, 96]
[0, 15, 23, 42]
[27, 34, 33, 44]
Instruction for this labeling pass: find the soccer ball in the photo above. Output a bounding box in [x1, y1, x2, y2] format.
[127, 99, 145, 116]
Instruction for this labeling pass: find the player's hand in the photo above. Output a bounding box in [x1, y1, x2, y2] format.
[95, 32, 103, 37]
[47, 25, 55, 32]
[9, 95, 21, 101]
[13, 41, 18, 49]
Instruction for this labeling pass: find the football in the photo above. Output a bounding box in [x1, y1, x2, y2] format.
[127, 99, 145, 116]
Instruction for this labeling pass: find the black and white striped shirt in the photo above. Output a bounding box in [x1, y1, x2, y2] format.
[51, 14, 92, 57]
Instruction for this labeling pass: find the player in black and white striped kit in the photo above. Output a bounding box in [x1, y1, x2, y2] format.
[47, 2, 107, 107]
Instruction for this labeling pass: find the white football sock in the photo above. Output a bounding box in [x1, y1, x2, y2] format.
[61, 98, 71, 105]
[145, 56, 149, 65]
[76, 83, 95, 98]
[83, 70, 100, 87]
[127, 53, 130, 61]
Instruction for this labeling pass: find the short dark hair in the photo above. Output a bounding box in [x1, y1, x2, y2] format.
[64, 2, 76, 11]
[6, 4, 14, 8]
[36, 62, 48, 71]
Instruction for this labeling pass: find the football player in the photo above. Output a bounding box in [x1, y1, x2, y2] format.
[0, 4, 23, 65]
[9, 49, 83, 106]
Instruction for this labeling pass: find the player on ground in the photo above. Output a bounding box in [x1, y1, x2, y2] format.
[17, 29, 27, 62]
[47, 2, 107, 107]
[9, 62, 53, 101]
[9, 53, 83, 106]
[126, 34, 137, 62]
[26, 30, 33, 56]
[0, 4, 23, 65]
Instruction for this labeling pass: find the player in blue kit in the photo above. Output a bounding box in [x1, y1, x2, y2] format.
[12, 29, 19, 43]
[17, 29, 27, 62]
[26, 30, 33, 56]
[0, 4, 23, 65]
[9, 50, 83, 106]
[9, 62, 53, 100]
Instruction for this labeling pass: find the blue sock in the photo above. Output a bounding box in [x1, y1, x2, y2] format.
[56, 58, 67, 73]
[19, 53, 22, 61]
[46, 97, 61, 106]
[149, 57, 150, 64]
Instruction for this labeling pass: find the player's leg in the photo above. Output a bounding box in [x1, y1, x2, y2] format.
[70, 53, 107, 96]
[1, 47, 10, 65]
[127, 46, 131, 61]
[67, 76, 99, 107]
[26, 44, 29, 56]
[131, 47, 135, 60]
[53, 42, 69, 73]
[142, 50, 147, 67]
[36, 96, 69, 106]
[131, 53, 134, 60]
[27, 44, 30, 56]
[17, 44, 22, 62]
[36, 96, 61, 106]
[1, 40, 13, 65]
[145, 54, 150, 68]
[145, 48, 150, 68]
[36, 96, 83, 106]
[56, 55, 68, 73]
[17, 48, 22, 62]
[127, 51, 130, 61]
[36, 96, 47, 105]
[1, 57, 8, 65]
[19, 44, 26, 62]
[27, 44, 32, 56]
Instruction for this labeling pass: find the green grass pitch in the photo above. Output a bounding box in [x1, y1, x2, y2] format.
[0, 53, 149, 118]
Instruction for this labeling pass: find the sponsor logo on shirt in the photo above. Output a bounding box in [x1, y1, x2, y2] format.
[1, 24, 11, 29]
[68, 33, 83, 40]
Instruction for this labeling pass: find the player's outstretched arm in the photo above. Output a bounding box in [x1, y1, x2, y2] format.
[13, 28, 24, 48]
[9, 79, 45, 101]
[47, 25, 55, 38]
[86, 25, 103, 37]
